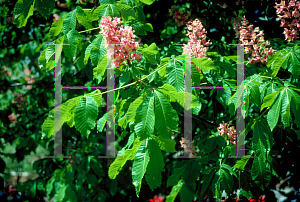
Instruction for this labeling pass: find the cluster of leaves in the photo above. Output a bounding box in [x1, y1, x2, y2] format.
[1, 0, 300, 202]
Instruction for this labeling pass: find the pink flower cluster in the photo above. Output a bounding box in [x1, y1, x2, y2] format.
[1, 66, 11, 77]
[275, 0, 300, 42]
[8, 113, 17, 122]
[239, 16, 275, 64]
[183, 18, 211, 58]
[217, 123, 237, 144]
[100, 16, 142, 69]
[11, 92, 27, 108]
[169, 5, 191, 26]
[24, 68, 35, 90]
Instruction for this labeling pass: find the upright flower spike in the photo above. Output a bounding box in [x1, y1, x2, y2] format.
[238, 16, 275, 64]
[218, 122, 237, 144]
[183, 18, 211, 58]
[100, 16, 142, 68]
[275, 0, 300, 42]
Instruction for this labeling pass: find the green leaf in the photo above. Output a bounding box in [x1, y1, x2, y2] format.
[233, 157, 250, 170]
[145, 139, 165, 191]
[154, 135, 176, 153]
[74, 96, 98, 138]
[97, 113, 107, 132]
[88, 89, 102, 107]
[154, 90, 179, 139]
[85, 35, 106, 65]
[36, 0, 55, 18]
[166, 179, 184, 202]
[220, 164, 238, 178]
[98, 4, 120, 19]
[53, 183, 66, 202]
[132, 139, 150, 197]
[199, 170, 215, 197]
[76, 13, 92, 30]
[140, 43, 159, 65]
[251, 155, 271, 190]
[63, 30, 83, 60]
[167, 161, 189, 187]
[267, 88, 284, 131]
[62, 10, 77, 34]
[192, 57, 219, 73]
[281, 88, 291, 128]
[65, 184, 77, 202]
[126, 90, 151, 123]
[134, 93, 155, 139]
[253, 118, 272, 161]
[139, 0, 155, 5]
[144, 23, 154, 32]
[180, 182, 196, 202]
[93, 55, 108, 79]
[267, 46, 300, 78]
[260, 91, 280, 112]
[114, 3, 136, 21]
[109, 137, 143, 179]
[218, 168, 233, 197]
[42, 96, 82, 138]
[49, 15, 67, 37]
[165, 59, 184, 92]
[13, 0, 35, 28]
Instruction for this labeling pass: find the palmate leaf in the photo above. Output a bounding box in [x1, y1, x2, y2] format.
[74, 96, 98, 138]
[134, 92, 155, 139]
[132, 139, 150, 197]
[145, 139, 165, 191]
[267, 46, 300, 78]
[154, 90, 179, 139]
[166, 59, 184, 92]
[42, 96, 82, 138]
[218, 168, 234, 197]
[199, 169, 215, 197]
[13, 0, 35, 28]
[252, 118, 272, 161]
[109, 137, 143, 179]
[251, 155, 271, 190]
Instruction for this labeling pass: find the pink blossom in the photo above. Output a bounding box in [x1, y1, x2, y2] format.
[100, 16, 142, 68]
[275, 0, 300, 42]
[218, 123, 237, 144]
[182, 18, 211, 58]
[238, 16, 275, 64]
[8, 113, 17, 122]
